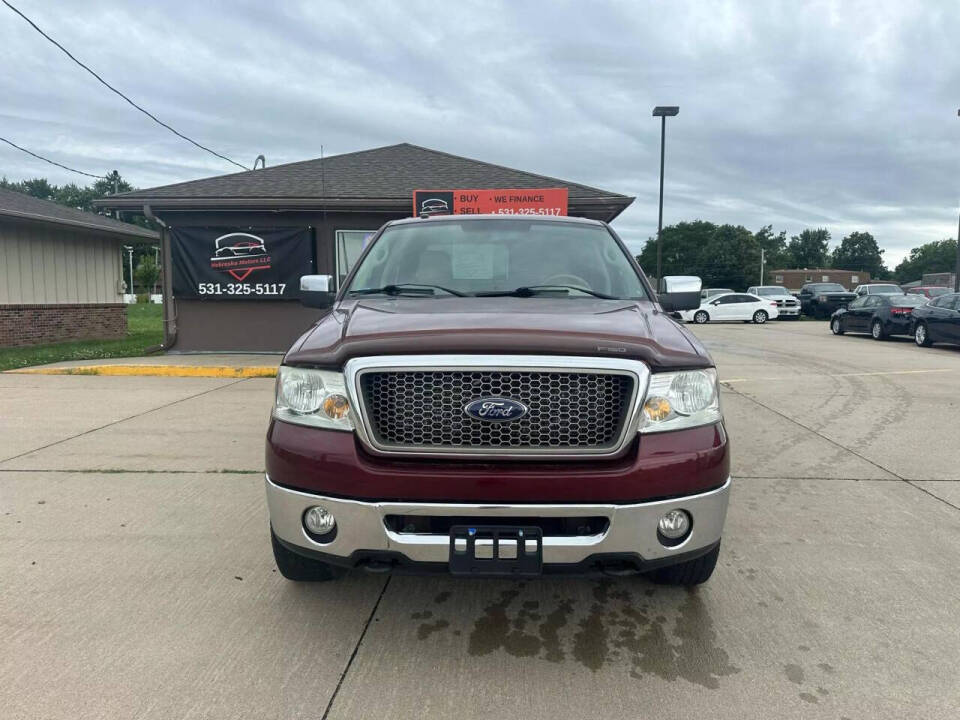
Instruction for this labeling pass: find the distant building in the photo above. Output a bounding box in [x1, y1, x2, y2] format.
[922, 272, 956, 287]
[769, 269, 871, 292]
[0, 188, 158, 347]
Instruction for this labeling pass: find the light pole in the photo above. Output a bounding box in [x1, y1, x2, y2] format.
[652, 106, 679, 290]
[956, 109, 960, 293]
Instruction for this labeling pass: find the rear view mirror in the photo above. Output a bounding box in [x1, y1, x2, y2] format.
[658, 276, 702, 312]
[300, 275, 335, 309]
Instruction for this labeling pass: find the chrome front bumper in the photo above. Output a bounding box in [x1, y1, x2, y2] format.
[266, 476, 731, 567]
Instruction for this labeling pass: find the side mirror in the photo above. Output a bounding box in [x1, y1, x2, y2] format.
[300, 275, 335, 309]
[658, 276, 702, 312]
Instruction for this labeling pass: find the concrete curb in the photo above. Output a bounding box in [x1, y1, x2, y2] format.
[5, 365, 278, 378]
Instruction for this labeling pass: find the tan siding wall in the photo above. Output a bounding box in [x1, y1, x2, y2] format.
[0, 219, 124, 304]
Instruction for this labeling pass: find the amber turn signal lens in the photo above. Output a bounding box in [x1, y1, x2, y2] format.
[322, 394, 350, 420]
[642, 397, 672, 422]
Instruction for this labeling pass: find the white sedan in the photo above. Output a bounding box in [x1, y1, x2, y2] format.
[679, 292, 780, 324]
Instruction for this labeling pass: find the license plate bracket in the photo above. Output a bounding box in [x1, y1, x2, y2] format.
[448, 525, 543, 576]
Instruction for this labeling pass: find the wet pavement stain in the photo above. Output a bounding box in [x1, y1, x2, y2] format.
[417, 618, 449, 640]
[456, 579, 739, 689]
[467, 588, 541, 658]
[434, 591, 451, 604]
[538, 598, 573, 662]
[798, 691, 819, 704]
[784, 663, 805, 684]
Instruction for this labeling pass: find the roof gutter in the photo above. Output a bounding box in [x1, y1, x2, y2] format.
[143, 204, 177, 353]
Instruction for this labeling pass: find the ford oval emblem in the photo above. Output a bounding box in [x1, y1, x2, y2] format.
[463, 397, 529, 422]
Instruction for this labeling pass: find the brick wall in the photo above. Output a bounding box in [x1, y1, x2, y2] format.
[0, 304, 127, 347]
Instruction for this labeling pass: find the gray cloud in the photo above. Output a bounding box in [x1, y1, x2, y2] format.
[2, 0, 958, 266]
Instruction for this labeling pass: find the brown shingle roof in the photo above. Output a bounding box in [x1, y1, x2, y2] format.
[0, 187, 158, 239]
[94, 143, 633, 219]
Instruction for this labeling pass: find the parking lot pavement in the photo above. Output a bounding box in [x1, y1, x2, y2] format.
[2, 321, 959, 719]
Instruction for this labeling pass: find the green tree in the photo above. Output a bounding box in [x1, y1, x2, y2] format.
[755, 225, 789, 281]
[787, 228, 831, 268]
[134, 257, 161, 295]
[894, 238, 958, 282]
[704, 224, 760, 289]
[636, 220, 718, 282]
[831, 231, 889, 279]
[636, 220, 767, 289]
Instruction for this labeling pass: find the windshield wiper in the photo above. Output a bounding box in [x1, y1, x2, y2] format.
[475, 285, 617, 299]
[347, 283, 466, 297]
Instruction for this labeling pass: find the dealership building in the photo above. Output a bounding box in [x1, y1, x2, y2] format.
[96, 143, 634, 352]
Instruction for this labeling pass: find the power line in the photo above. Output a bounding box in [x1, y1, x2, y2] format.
[2, 0, 249, 172]
[0, 136, 105, 179]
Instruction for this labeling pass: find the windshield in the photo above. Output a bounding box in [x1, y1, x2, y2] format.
[809, 283, 847, 293]
[926, 287, 950, 297]
[345, 220, 649, 299]
[871, 285, 902, 294]
[754, 287, 789, 296]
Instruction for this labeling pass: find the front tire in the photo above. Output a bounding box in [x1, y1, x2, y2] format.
[693, 310, 710, 324]
[915, 322, 932, 347]
[871, 319, 886, 340]
[271, 529, 347, 582]
[831, 317, 844, 335]
[752, 310, 768, 324]
[649, 543, 721, 586]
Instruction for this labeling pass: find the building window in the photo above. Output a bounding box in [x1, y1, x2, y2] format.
[775, 274, 783, 283]
[336, 230, 376, 288]
[821, 275, 829, 282]
[805, 275, 812, 282]
[851, 275, 859, 283]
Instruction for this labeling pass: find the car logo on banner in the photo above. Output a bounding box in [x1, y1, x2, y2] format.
[463, 398, 529, 422]
[209, 232, 272, 281]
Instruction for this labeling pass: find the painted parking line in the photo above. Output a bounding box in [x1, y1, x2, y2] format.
[5, 365, 278, 378]
[722, 368, 955, 383]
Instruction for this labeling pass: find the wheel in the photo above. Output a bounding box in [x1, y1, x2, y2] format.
[693, 310, 709, 324]
[648, 543, 721, 586]
[752, 310, 768, 324]
[831, 317, 844, 335]
[871, 319, 886, 341]
[271, 528, 347, 582]
[915, 322, 932, 347]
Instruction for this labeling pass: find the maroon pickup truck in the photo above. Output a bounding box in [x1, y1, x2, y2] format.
[266, 215, 729, 585]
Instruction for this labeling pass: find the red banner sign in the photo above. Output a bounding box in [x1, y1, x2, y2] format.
[413, 188, 568, 217]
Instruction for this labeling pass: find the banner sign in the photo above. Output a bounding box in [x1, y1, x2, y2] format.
[171, 227, 313, 300]
[413, 188, 568, 217]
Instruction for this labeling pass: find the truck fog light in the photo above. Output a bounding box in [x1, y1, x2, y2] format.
[657, 509, 691, 544]
[303, 505, 336, 536]
[322, 393, 350, 420]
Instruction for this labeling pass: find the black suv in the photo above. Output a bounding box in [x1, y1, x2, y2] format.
[798, 282, 857, 319]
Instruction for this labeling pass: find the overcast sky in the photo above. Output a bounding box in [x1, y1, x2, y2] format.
[2, 0, 958, 266]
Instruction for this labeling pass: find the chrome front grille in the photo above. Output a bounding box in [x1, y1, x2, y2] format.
[358, 368, 635, 454]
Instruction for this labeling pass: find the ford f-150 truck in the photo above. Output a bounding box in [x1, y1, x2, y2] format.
[266, 215, 729, 585]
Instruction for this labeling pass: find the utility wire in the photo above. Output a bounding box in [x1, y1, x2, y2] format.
[0, 136, 105, 179]
[2, 0, 249, 171]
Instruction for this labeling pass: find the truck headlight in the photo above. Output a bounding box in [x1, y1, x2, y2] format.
[274, 366, 354, 431]
[639, 369, 721, 433]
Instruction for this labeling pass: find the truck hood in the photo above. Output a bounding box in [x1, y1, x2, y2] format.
[285, 297, 712, 370]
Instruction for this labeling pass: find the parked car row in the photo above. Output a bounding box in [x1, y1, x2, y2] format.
[830, 292, 960, 348]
